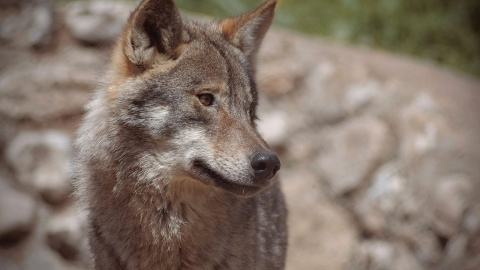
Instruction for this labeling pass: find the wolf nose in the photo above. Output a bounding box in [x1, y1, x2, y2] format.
[250, 150, 281, 185]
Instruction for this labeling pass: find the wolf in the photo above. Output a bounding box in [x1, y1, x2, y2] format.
[74, 0, 287, 269]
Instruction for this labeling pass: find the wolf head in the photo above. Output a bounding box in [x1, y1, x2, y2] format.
[84, 0, 279, 198]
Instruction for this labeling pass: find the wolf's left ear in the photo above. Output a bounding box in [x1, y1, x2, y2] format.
[220, 0, 277, 65]
[122, 0, 183, 71]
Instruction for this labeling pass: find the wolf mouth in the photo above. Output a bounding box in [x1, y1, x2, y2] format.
[192, 159, 264, 196]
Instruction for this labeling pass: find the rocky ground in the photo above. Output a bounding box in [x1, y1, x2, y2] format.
[1, 1, 480, 269]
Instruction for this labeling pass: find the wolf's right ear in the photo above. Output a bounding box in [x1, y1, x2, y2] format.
[121, 0, 183, 72]
[219, 0, 276, 66]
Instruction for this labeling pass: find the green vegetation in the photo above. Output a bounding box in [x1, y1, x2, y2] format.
[176, 0, 480, 77]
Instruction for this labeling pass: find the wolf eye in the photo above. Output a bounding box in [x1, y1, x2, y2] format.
[197, 94, 214, 106]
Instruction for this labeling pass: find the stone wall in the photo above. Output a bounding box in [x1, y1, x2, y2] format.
[1, 1, 480, 269]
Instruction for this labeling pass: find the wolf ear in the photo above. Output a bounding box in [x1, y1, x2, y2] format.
[220, 0, 276, 65]
[123, 0, 183, 70]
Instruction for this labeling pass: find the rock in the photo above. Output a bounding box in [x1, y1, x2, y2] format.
[0, 46, 102, 122]
[402, 228, 443, 266]
[0, 0, 19, 7]
[6, 131, 72, 204]
[299, 61, 345, 123]
[397, 92, 454, 193]
[353, 241, 422, 270]
[281, 170, 358, 270]
[258, 59, 308, 96]
[257, 110, 289, 148]
[430, 175, 472, 237]
[465, 256, 480, 270]
[298, 57, 385, 125]
[441, 234, 468, 269]
[400, 93, 445, 158]
[28, 2, 54, 47]
[20, 243, 69, 270]
[354, 161, 412, 236]
[0, 0, 54, 47]
[317, 116, 395, 195]
[0, 256, 20, 270]
[354, 240, 395, 270]
[258, 30, 294, 63]
[0, 176, 36, 245]
[344, 79, 381, 113]
[394, 243, 424, 270]
[46, 206, 89, 262]
[284, 127, 324, 165]
[257, 90, 310, 147]
[64, 1, 132, 45]
[463, 203, 480, 236]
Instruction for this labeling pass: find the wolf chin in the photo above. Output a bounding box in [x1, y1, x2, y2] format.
[74, 0, 287, 269]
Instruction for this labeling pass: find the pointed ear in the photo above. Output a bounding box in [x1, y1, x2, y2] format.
[122, 0, 183, 71]
[219, 0, 277, 65]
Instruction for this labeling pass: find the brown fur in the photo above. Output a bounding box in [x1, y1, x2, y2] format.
[74, 0, 287, 269]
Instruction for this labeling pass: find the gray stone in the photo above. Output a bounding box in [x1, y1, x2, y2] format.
[317, 116, 395, 195]
[29, 3, 53, 47]
[298, 57, 386, 125]
[344, 79, 381, 113]
[21, 243, 68, 270]
[284, 128, 324, 165]
[0, 46, 102, 122]
[6, 131, 72, 204]
[0, 177, 36, 244]
[0, 256, 20, 270]
[299, 61, 346, 123]
[258, 30, 294, 63]
[405, 228, 443, 266]
[257, 59, 308, 96]
[465, 256, 480, 270]
[281, 170, 358, 270]
[430, 174, 472, 237]
[64, 1, 131, 45]
[393, 243, 424, 270]
[0, 0, 19, 7]
[354, 161, 411, 235]
[0, 0, 53, 47]
[257, 110, 289, 148]
[46, 206, 89, 262]
[353, 241, 422, 270]
[399, 93, 445, 158]
[441, 234, 468, 269]
[355, 240, 395, 269]
[464, 203, 480, 236]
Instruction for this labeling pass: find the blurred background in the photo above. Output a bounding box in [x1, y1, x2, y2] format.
[177, 0, 480, 77]
[1, 0, 479, 269]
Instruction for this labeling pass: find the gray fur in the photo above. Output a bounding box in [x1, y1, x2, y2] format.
[74, 0, 287, 269]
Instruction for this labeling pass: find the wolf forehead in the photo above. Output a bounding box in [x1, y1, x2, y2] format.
[116, 23, 259, 112]
[170, 23, 258, 104]
[107, 0, 278, 112]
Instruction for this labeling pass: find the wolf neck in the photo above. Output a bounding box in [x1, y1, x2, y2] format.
[91, 167, 236, 269]
[129, 177, 228, 245]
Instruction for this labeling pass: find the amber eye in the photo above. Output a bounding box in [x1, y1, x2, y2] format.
[197, 94, 214, 106]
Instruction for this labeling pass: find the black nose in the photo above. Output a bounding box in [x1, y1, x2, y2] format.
[250, 150, 281, 185]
